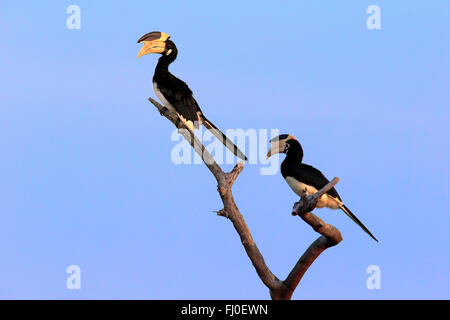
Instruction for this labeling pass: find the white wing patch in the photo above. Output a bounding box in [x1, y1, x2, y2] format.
[153, 82, 195, 131]
[285, 176, 341, 209]
[153, 82, 174, 112]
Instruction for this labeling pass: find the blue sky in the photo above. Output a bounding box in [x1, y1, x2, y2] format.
[0, 1, 449, 299]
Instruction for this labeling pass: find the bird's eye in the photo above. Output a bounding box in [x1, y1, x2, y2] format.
[284, 143, 290, 152]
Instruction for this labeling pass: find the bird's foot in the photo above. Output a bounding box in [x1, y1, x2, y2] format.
[292, 201, 302, 216]
[159, 107, 168, 116]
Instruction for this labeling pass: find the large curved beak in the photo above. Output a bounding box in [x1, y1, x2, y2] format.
[137, 40, 166, 58]
[266, 140, 286, 159]
[137, 32, 170, 58]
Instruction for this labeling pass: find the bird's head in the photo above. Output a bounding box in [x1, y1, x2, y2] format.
[137, 31, 176, 58]
[266, 134, 301, 159]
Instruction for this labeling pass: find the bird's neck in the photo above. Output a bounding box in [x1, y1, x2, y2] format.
[155, 54, 176, 74]
[285, 141, 304, 163]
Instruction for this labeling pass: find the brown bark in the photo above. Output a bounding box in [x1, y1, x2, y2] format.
[148, 97, 343, 299]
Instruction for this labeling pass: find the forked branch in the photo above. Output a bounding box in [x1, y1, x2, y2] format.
[148, 97, 343, 300]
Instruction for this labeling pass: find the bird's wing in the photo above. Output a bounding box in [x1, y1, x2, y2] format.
[295, 163, 342, 200]
[155, 74, 247, 160]
[292, 164, 378, 242]
[156, 75, 202, 124]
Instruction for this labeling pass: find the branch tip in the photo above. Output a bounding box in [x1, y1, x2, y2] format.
[214, 209, 229, 218]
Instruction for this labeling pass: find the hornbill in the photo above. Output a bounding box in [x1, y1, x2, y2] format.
[267, 134, 378, 242]
[137, 31, 247, 161]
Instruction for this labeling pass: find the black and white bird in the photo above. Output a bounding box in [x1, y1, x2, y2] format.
[267, 134, 378, 242]
[137, 31, 247, 161]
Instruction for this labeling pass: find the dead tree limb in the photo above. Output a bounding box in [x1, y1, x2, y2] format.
[148, 97, 343, 300]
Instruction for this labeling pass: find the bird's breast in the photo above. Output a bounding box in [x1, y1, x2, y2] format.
[285, 176, 318, 197]
[153, 81, 195, 131]
[153, 82, 173, 111]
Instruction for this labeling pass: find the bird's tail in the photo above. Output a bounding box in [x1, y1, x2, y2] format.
[339, 204, 378, 242]
[202, 117, 247, 161]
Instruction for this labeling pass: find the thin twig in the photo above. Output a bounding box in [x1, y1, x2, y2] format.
[292, 177, 340, 216]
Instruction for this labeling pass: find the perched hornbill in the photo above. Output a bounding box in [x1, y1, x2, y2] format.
[137, 31, 247, 161]
[267, 134, 378, 242]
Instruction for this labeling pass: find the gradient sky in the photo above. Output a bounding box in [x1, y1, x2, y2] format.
[0, 1, 449, 299]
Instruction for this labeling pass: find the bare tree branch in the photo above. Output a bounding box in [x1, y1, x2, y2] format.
[291, 177, 340, 216]
[147, 97, 343, 299]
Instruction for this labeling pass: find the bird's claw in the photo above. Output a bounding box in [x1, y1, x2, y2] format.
[159, 107, 168, 116]
[292, 201, 301, 216]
